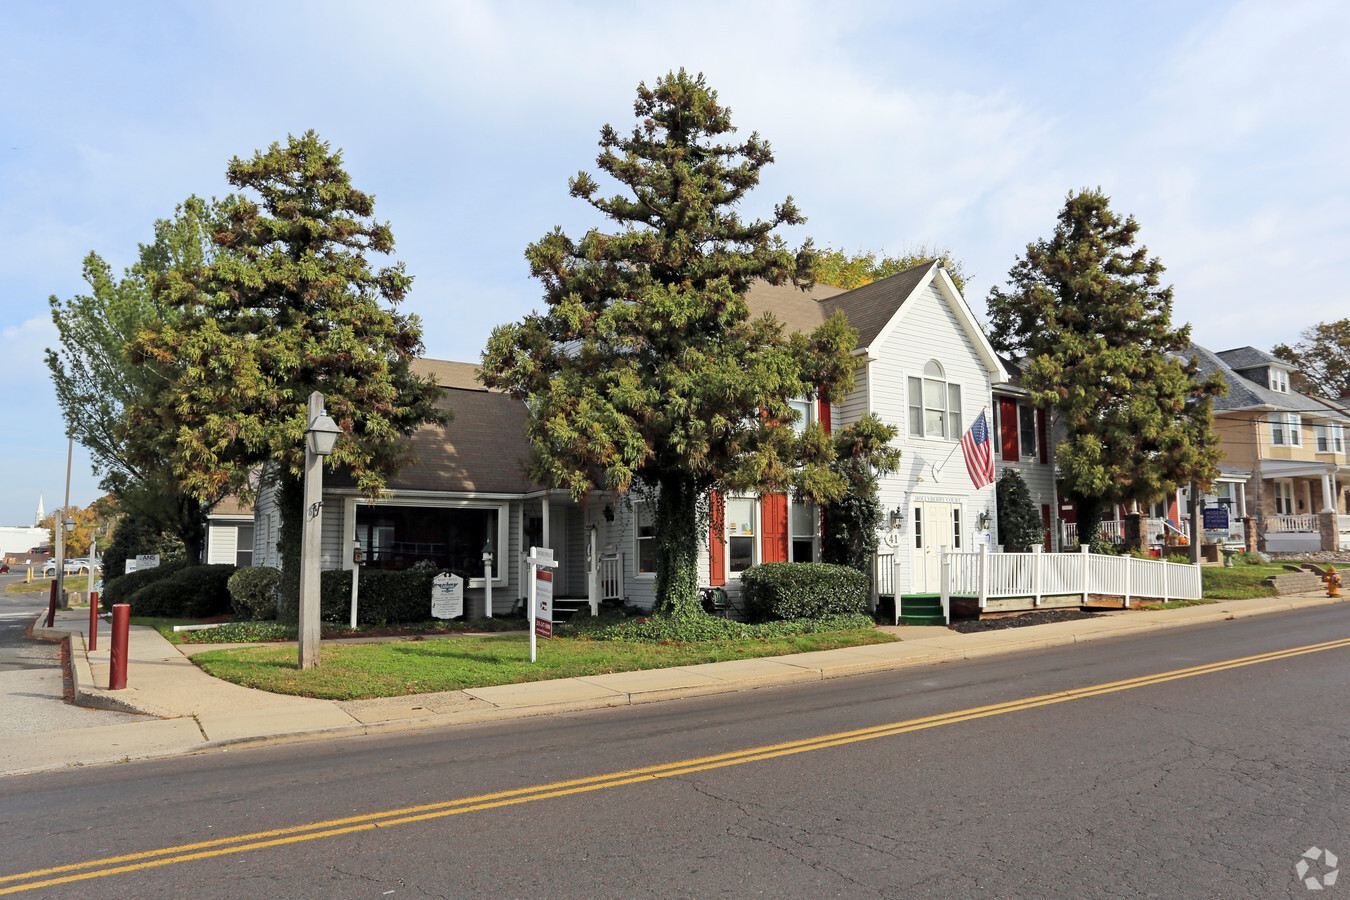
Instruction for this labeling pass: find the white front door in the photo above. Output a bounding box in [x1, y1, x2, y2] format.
[915, 502, 955, 594]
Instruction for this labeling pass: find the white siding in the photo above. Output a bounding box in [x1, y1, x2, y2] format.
[839, 361, 869, 429]
[991, 392, 1061, 550]
[871, 281, 997, 595]
[252, 476, 281, 569]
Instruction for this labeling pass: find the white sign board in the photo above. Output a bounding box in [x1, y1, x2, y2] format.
[535, 570, 553, 639]
[135, 554, 160, 572]
[431, 572, 464, 619]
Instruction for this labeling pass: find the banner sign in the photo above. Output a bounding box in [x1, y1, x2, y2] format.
[431, 572, 464, 619]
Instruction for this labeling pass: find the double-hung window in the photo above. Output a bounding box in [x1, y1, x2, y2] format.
[789, 501, 818, 563]
[635, 502, 657, 575]
[1270, 413, 1302, 447]
[1315, 424, 1345, 453]
[1273, 481, 1295, 516]
[1269, 369, 1289, 393]
[788, 397, 813, 435]
[726, 497, 757, 575]
[1018, 405, 1037, 459]
[908, 361, 962, 440]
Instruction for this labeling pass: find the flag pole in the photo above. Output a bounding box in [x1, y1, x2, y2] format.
[933, 405, 989, 477]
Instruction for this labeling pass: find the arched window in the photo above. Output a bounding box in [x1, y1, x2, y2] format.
[908, 360, 962, 439]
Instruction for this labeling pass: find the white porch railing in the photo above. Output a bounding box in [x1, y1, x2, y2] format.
[1265, 515, 1320, 533]
[599, 553, 624, 601]
[1064, 518, 1167, 547]
[874, 546, 895, 598]
[942, 545, 1202, 613]
[1340, 516, 1350, 551]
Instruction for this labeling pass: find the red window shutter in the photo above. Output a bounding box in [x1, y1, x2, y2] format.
[709, 491, 725, 586]
[1036, 409, 1048, 464]
[760, 493, 789, 563]
[1041, 504, 1052, 551]
[818, 395, 832, 433]
[999, 399, 1019, 461]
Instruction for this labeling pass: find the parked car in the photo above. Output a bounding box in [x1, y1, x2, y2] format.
[0, 564, 9, 574]
[42, 558, 92, 577]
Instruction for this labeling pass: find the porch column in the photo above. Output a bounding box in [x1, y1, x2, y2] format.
[542, 495, 551, 551]
[1243, 516, 1259, 554]
[1319, 510, 1338, 551]
[1322, 472, 1335, 512]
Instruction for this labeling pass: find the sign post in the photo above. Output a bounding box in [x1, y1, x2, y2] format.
[525, 546, 557, 663]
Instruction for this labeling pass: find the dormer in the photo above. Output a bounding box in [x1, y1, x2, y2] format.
[1214, 346, 1295, 395]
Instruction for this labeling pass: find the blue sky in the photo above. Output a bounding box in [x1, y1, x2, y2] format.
[2, 0, 1347, 528]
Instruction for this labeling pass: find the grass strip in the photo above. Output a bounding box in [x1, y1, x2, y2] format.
[191, 628, 898, 700]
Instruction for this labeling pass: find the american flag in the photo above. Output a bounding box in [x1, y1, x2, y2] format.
[961, 411, 995, 489]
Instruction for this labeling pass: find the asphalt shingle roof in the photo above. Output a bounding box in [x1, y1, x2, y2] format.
[1214, 346, 1287, 372]
[1188, 343, 1338, 415]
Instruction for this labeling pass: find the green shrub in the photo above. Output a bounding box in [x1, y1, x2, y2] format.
[227, 566, 282, 620]
[316, 568, 473, 625]
[102, 559, 188, 610]
[739, 562, 868, 622]
[562, 611, 875, 643]
[122, 565, 237, 618]
[1233, 550, 1270, 565]
[1163, 552, 1191, 565]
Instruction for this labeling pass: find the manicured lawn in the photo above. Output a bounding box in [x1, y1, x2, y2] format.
[5, 579, 58, 594]
[1200, 564, 1286, 600]
[191, 627, 899, 700]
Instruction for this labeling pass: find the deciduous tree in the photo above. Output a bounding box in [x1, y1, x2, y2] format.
[816, 245, 968, 294]
[482, 71, 858, 617]
[1273, 318, 1350, 397]
[986, 188, 1224, 545]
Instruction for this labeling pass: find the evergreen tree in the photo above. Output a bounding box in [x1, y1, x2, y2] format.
[125, 132, 446, 517]
[995, 469, 1044, 552]
[821, 415, 902, 572]
[482, 71, 858, 617]
[986, 189, 1224, 544]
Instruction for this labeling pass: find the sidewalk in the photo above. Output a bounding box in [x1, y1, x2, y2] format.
[7, 591, 1344, 776]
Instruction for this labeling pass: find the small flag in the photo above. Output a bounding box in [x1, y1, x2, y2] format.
[961, 411, 995, 489]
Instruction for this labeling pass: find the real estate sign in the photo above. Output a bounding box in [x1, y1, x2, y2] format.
[535, 569, 553, 639]
[127, 554, 161, 575]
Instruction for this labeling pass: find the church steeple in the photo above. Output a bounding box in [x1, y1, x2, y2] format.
[34, 493, 44, 527]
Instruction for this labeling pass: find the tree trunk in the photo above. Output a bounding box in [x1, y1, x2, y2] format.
[1074, 493, 1107, 549]
[176, 496, 207, 566]
[653, 475, 702, 618]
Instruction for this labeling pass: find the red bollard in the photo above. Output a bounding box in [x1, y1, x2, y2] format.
[109, 603, 130, 690]
[88, 591, 99, 651]
[45, 580, 57, 628]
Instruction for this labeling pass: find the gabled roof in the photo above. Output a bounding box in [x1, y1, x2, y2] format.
[1188, 343, 1338, 416]
[746, 263, 1007, 378]
[1214, 346, 1290, 372]
[330, 358, 538, 495]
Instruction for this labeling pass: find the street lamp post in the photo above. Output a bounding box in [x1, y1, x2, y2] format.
[56, 514, 74, 608]
[482, 540, 494, 618]
[298, 392, 341, 670]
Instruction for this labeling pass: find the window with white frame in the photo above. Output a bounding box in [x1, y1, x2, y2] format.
[1315, 424, 1345, 453]
[908, 361, 962, 440]
[789, 500, 819, 562]
[726, 497, 757, 575]
[635, 502, 657, 575]
[1270, 413, 1302, 447]
[788, 397, 813, 435]
[1273, 481, 1295, 516]
[1018, 405, 1037, 459]
[913, 506, 923, 549]
[1269, 369, 1290, 393]
[952, 507, 962, 550]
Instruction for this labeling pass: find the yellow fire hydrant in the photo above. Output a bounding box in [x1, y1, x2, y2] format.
[1325, 567, 1342, 598]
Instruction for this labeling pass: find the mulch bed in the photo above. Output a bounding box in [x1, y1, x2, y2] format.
[948, 608, 1103, 633]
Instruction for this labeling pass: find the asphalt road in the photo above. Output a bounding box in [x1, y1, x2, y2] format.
[0, 572, 144, 736]
[3, 604, 1349, 898]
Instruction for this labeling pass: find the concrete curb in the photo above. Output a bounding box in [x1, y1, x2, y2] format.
[13, 591, 1345, 774]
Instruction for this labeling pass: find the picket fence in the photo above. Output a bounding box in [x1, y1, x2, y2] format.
[938, 544, 1202, 622]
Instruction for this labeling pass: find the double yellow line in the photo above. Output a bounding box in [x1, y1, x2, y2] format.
[6, 635, 1349, 895]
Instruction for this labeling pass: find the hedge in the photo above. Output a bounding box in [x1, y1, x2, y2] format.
[116, 564, 237, 618]
[228, 566, 282, 621]
[101, 559, 189, 611]
[739, 562, 869, 622]
[314, 568, 473, 626]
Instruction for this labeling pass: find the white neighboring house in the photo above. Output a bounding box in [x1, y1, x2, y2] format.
[248, 263, 1010, 619]
[206, 496, 255, 567]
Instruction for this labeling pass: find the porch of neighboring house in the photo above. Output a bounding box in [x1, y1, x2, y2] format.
[1253, 463, 1350, 553]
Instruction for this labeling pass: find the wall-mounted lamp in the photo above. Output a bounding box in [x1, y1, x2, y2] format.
[977, 511, 990, 531]
[603, 504, 615, 523]
[888, 506, 903, 527]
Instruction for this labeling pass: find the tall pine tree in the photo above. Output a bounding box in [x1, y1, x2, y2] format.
[125, 132, 445, 541]
[986, 189, 1224, 545]
[482, 71, 858, 617]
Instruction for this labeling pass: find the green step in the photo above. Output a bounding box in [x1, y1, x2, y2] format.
[898, 595, 945, 626]
[898, 614, 948, 626]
